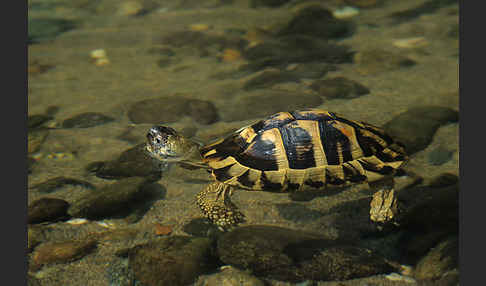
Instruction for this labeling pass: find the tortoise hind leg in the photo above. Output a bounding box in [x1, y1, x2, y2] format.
[369, 177, 399, 224]
[196, 182, 245, 230]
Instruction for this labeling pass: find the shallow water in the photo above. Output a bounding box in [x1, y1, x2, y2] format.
[28, 0, 459, 285]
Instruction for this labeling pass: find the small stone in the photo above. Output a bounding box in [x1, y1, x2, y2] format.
[183, 218, 221, 237]
[385, 273, 416, 283]
[66, 218, 89, 225]
[28, 198, 70, 224]
[28, 226, 45, 252]
[333, 6, 360, 19]
[393, 37, 429, 49]
[116, 1, 145, 16]
[428, 146, 453, 165]
[28, 60, 54, 75]
[189, 24, 210, 31]
[31, 240, 97, 270]
[95, 57, 110, 66]
[221, 48, 242, 62]
[62, 112, 115, 128]
[154, 223, 173, 235]
[90, 49, 107, 59]
[382, 106, 458, 155]
[275, 5, 352, 39]
[67, 177, 149, 219]
[310, 77, 369, 99]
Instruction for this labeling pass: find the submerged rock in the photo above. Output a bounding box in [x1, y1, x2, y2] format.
[275, 5, 353, 39]
[243, 36, 353, 66]
[28, 198, 70, 224]
[195, 265, 265, 286]
[310, 77, 370, 99]
[128, 236, 218, 286]
[217, 225, 395, 282]
[86, 143, 162, 180]
[390, 0, 458, 24]
[62, 112, 115, 128]
[28, 130, 49, 154]
[30, 239, 97, 270]
[382, 106, 459, 155]
[354, 48, 416, 75]
[67, 177, 150, 219]
[30, 176, 95, 193]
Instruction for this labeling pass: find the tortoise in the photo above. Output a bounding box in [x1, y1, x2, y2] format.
[146, 109, 408, 229]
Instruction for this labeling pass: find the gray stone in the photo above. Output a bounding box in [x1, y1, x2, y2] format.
[382, 106, 459, 155]
[62, 112, 115, 128]
[30, 176, 95, 193]
[310, 77, 370, 99]
[28, 198, 70, 224]
[217, 225, 396, 282]
[128, 236, 217, 286]
[68, 177, 149, 219]
[195, 266, 265, 286]
[86, 143, 162, 180]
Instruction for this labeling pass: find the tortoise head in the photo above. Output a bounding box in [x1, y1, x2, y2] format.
[146, 126, 194, 162]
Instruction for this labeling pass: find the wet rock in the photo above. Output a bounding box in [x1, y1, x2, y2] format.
[428, 146, 453, 165]
[62, 112, 115, 128]
[67, 177, 150, 219]
[30, 239, 97, 270]
[28, 198, 70, 224]
[128, 96, 219, 125]
[195, 266, 265, 286]
[183, 218, 222, 237]
[28, 18, 76, 44]
[250, 0, 291, 8]
[86, 143, 162, 180]
[414, 236, 458, 281]
[28, 130, 49, 154]
[243, 36, 353, 66]
[390, 0, 458, 24]
[354, 48, 416, 75]
[225, 91, 322, 121]
[217, 225, 395, 282]
[30, 176, 95, 193]
[310, 77, 369, 99]
[128, 236, 217, 286]
[382, 106, 459, 155]
[275, 5, 353, 39]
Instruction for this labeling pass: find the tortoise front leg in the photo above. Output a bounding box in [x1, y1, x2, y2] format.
[196, 182, 245, 230]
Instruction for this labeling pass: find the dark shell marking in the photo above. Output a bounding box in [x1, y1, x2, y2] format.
[200, 110, 407, 192]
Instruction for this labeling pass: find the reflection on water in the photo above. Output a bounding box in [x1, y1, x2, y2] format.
[28, 0, 459, 285]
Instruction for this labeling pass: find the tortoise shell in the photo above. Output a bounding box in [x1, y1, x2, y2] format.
[200, 110, 407, 192]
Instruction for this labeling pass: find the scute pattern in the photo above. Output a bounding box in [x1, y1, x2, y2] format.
[200, 109, 407, 192]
